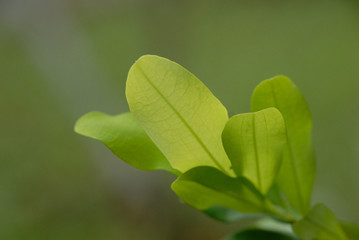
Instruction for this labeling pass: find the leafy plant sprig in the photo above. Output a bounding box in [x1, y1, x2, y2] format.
[75, 55, 359, 240]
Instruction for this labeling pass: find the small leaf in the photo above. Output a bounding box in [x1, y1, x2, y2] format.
[222, 107, 286, 194]
[251, 76, 315, 214]
[74, 111, 179, 174]
[126, 55, 233, 175]
[292, 203, 347, 240]
[223, 229, 298, 240]
[171, 166, 268, 214]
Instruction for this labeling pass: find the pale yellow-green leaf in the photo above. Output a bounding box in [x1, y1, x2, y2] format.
[74, 111, 179, 174]
[126, 55, 233, 175]
[222, 108, 286, 194]
[251, 76, 315, 214]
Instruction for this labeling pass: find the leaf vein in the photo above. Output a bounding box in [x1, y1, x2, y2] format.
[252, 113, 262, 191]
[270, 82, 305, 212]
[136, 64, 226, 173]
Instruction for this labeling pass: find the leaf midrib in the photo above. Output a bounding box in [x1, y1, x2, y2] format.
[252, 113, 262, 191]
[270, 82, 305, 212]
[136, 64, 227, 173]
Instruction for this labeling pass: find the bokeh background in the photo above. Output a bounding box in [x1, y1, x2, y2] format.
[1, 0, 359, 239]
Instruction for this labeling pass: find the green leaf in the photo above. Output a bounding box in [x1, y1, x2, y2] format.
[340, 221, 359, 240]
[126, 55, 233, 175]
[251, 76, 315, 214]
[223, 229, 298, 240]
[171, 166, 270, 214]
[204, 206, 264, 223]
[74, 111, 179, 174]
[292, 203, 347, 240]
[222, 107, 286, 194]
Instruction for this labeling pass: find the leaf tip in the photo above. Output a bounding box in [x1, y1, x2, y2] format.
[74, 111, 104, 137]
[134, 54, 164, 65]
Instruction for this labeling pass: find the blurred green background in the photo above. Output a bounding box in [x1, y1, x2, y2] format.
[1, 0, 359, 239]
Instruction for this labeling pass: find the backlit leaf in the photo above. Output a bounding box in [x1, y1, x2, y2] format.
[126, 55, 233, 175]
[74, 111, 179, 174]
[251, 76, 315, 214]
[222, 107, 286, 194]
